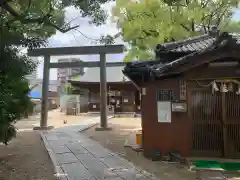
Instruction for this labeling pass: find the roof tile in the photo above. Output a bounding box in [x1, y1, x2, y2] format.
[156, 33, 240, 53]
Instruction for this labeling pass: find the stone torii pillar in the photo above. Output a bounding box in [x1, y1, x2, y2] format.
[33, 55, 51, 130]
[95, 53, 110, 131]
[28, 45, 124, 130]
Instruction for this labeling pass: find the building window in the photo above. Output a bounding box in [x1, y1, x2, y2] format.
[156, 89, 175, 101]
[179, 79, 187, 100]
[89, 92, 100, 103]
[156, 89, 173, 123]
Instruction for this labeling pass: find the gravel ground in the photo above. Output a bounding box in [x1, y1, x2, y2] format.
[16, 109, 88, 131]
[0, 131, 56, 180]
[0, 110, 89, 180]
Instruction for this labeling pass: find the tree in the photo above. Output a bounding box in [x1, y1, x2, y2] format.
[0, 30, 37, 144]
[0, 0, 112, 144]
[1, 0, 112, 34]
[111, 0, 240, 61]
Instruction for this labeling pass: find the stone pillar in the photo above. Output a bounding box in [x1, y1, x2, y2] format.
[33, 55, 53, 130]
[95, 53, 111, 131]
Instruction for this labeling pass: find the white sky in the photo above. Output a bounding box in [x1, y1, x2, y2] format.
[35, 4, 240, 80]
[37, 2, 125, 80]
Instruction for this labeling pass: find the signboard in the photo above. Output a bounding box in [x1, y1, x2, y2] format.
[157, 89, 175, 101]
[157, 101, 171, 123]
[172, 103, 187, 112]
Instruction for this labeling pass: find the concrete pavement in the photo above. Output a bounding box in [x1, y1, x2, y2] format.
[41, 117, 159, 180]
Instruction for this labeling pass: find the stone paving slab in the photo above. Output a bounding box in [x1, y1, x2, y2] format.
[99, 156, 134, 169]
[46, 134, 60, 141]
[76, 153, 109, 180]
[41, 117, 160, 180]
[61, 162, 95, 180]
[49, 139, 76, 147]
[56, 152, 79, 165]
[51, 145, 71, 154]
[66, 142, 89, 154]
[83, 144, 114, 158]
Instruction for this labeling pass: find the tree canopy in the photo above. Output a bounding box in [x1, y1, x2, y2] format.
[111, 0, 240, 61]
[1, 0, 113, 41]
[0, 0, 113, 144]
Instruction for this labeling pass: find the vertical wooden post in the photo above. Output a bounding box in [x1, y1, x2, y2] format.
[34, 55, 53, 130]
[222, 91, 227, 157]
[100, 53, 107, 128]
[95, 53, 111, 131]
[41, 55, 50, 127]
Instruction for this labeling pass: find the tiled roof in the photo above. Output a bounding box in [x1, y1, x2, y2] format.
[124, 32, 240, 81]
[156, 33, 240, 53]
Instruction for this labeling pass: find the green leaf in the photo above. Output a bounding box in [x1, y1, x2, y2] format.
[113, 0, 240, 61]
[0, 0, 115, 144]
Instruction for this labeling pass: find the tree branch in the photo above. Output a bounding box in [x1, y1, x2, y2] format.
[216, 10, 226, 27]
[0, 0, 10, 6]
[203, 25, 207, 33]
[201, 1, 228, 32]
[180, 23, 190, 31]
[21, 0, 32, 16]
[191, 20, 195, 31]
[200, 0, 209, 8]
[1, 0, 79, 33]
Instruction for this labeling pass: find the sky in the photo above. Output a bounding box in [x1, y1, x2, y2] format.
[37, 2, 124, 80]
[36, 3, 240, 80]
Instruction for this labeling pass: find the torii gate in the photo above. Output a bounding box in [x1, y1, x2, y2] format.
[28, 45, 124, 130]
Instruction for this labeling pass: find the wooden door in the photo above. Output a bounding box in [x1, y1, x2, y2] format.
[122, 91, 135, 112]
[190, 89, 240, 158]
[114, 96, 122, 113]
[190, 89, 223, 157]
[224, 92, 240, 158]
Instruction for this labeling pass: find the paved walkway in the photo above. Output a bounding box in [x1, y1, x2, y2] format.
[41, 117, 159, 180]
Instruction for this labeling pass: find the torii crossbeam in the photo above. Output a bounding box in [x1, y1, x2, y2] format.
[28, 45, 124, 130]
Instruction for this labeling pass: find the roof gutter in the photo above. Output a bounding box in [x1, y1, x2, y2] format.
[122, 70, 140, 90]
[154, 71, 181, 79]
[129, 79, 140, 91]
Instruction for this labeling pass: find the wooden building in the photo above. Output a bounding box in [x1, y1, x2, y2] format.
[68, 65, 141, 114]
[123, 32, 240, 158]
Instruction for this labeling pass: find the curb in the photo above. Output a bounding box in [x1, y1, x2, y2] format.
[41, 132, 68, 180]
[78, 122, 98, 133]
[77, 115, 114, 133]
[41, 122, 99, 180]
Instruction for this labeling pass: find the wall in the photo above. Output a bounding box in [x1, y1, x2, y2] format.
[48, 97, 60, 108]
[184, 62, 240, 80]
[32, 100, 42, 114]
[60, 89, 89, 114]
[87, 83, 139, 113]
[79, 89, 89, 113]
[141, 59, 240, 157]
[31, 100, 57, 114]
[57, 58, 84, 84]
[29, 79, 60, 93]
[141, 78, 191, 157]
